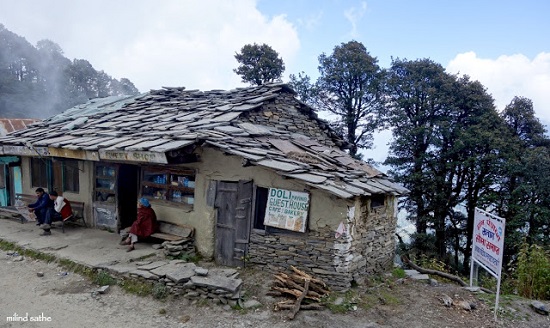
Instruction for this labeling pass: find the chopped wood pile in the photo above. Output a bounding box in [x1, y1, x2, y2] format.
[267, 266, 330, 319]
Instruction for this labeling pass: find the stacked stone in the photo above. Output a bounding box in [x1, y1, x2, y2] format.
[241, 93, 344, 148]
[161, 238, 195, 257]
[358, 197, 397, 275]
[247, 227, 355, 291]
[128, 260, 242, 305]
[247, 196, 398, 291]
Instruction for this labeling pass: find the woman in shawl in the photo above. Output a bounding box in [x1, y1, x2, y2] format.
[120, 197, 158, 252]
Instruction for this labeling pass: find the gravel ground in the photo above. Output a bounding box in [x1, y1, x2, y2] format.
[1, 253, 548, 328]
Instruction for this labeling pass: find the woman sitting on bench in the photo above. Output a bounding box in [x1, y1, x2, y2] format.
[120, 198, 158, 252]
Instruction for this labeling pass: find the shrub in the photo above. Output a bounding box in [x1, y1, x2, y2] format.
[152, 282, 168, 300]
[94, 270, 117, 286]
[516, 243, 550, 300]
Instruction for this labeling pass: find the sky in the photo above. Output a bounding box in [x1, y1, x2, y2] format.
[1, 0, 549, 163]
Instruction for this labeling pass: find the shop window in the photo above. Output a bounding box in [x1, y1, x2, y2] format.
[31, 158, 50, 188]
[141, 167, 195, 206]
[62, 160, 80, 193]
[370, 194, 385, 209]
[94, 164, 116, 203]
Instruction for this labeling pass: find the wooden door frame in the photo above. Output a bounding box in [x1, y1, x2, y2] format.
[214, 180, 253, 267]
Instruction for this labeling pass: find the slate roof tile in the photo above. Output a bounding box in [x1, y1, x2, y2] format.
[0, 83, 406, 198]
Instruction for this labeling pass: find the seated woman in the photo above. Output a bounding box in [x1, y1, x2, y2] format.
[120, 198, 158, 252]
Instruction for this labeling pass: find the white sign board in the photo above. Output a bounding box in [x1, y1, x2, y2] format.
[264, 188, 309, 232]
[2, 145, 49, 157]
[470, 207, 506, 320]
[472, 208, 505, 276]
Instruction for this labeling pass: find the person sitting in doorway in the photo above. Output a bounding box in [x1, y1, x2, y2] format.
[40, 190, 73, 236]
[28, 188, 54, 226]
[120, 197, 158, 252]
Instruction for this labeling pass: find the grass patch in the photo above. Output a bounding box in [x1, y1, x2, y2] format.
[0, 240, 57, 263]
[152, 282, 169, 300]
[477, 293, 530, 321]
[0, 238, 155, 298]
[94, 270, 117, 286]
[167, 252, 202, 264]
[392, 267, 406, 279]
[196, 298, 210, 307]
[322, 290, 359, 313]
[118, 278, 154, 296]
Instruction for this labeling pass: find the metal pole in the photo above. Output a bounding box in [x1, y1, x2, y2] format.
[494, 275, 501, 321]
[469, 255, 475, 286]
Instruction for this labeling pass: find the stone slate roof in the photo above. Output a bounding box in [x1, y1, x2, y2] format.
[0, 83, 406, 198]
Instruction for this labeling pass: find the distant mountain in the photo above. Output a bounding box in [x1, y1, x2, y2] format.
[0, 24, 140, 119]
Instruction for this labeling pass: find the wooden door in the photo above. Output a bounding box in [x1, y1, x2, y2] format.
[215, 180, 253, 267]
[9, 166, 22, 205]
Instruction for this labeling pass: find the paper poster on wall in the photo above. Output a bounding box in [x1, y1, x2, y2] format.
[264, 188, 310, 232]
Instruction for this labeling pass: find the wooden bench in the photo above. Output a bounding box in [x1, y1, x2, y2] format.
[15, 193, 87, 233]
[150, 221, 195, 242]
[57, 200, 87, 233]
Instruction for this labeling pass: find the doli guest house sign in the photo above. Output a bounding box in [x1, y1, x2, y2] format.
[264, 188, 310, 232]
[470, 208, 506, 320]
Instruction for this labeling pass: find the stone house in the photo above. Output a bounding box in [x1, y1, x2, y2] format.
[0, 84, 406, 289]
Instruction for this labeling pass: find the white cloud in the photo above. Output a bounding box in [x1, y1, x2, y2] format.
[297, 11, 323, 31]
[0, 0, 300, 92]
[447, 51, 550, 123]
[344, 1, 367, 39]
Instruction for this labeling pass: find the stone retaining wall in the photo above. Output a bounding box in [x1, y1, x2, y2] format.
[126, 261, 243, 306]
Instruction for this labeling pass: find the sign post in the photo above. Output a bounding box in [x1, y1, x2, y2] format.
[470, 208, 506, 320]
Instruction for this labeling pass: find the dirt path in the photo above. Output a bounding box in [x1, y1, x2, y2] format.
[1, 253, 548, 328]
[0, 255, 372, 328]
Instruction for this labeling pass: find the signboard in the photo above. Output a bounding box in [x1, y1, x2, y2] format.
[99, 150, 167, 164]
[470, 207, 506, 320]
[2, 145, 49, 157]
[48, 148, 99, 161]
[264, 188, 310, 232]
[472, 208, 505, 276]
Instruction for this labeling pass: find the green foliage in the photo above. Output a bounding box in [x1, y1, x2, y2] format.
[288, 71, 315, 105]
[94, 270, 117, 286]
[516, 243, 550, 300]
[417, 254, 447, 274]
[118, 278, 154, 296]
[315, 40, 384, 158]
[322, 290, 359, 313]
[0, 24, 139, 119]
[391, 267, 406, 279]
[168, 252, 202, 263]
[233, 43, 285, 86]
[152, 282, 169, 300]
